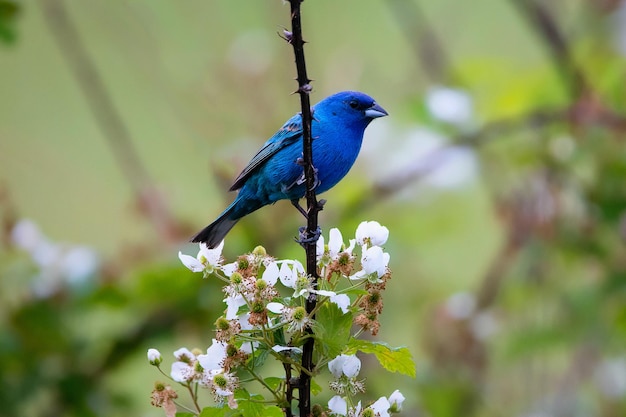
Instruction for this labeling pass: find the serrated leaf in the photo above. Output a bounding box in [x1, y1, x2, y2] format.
[314, 302, 352, 358]
[347, 339, 416, 377]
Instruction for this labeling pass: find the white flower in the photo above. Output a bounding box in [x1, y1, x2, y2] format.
[277, 260, 304, 288]
[222, 261, 237, 277]
[317, 228, 356, 263]
[147, 348, 162, 365]
[369, 396, 391, 417]
[316, 234, 325, 259]
[266, 302, 286, 314]
[197, 339, 227, 371]
[170, 348, 198, 381]
[355, 221, 389, 247]
[328, 354, 361, 378]
[173, 347, 195, 362]
[329, 293, 350, 314]
[272, 345, 303, 354]
[328, 228, 344, 259]
[178, 241, 224, 273]
[388, 390, 405, 412]
[328, 395, 347, 416]
[170, 361, 195, 382]
[426, 85, 473, 126]
[224, 294, 246, 319]
[351, 245, 390, 281]
[262, 261, 280, 286]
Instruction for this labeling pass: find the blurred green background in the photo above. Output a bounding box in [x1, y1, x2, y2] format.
[1, 0, 626, 416]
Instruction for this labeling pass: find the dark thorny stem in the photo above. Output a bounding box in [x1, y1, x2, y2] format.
[286, 1, 318, 416]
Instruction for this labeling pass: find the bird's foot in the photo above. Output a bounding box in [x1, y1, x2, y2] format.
[291, 199, 326, 219]
[295, 226, 322, 247]
[295, 158, 321, 191]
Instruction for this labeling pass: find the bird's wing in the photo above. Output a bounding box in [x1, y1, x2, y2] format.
[229, 115, 303, 191]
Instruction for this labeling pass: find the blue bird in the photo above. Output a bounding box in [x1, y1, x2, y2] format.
[192, 91, 388, 248]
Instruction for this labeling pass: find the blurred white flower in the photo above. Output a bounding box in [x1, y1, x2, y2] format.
[11, 219, 100, 297]
[328, 395, 347, 416]
[426, 85, 473, 126]
[594, 357, 626, 398]
[355, 221, 389, 247]
[61, 246, 99, 285]
[612, 2, 626, 57]
[364, 125, 479, 193]
[445, 292, 476, 320]
[470, 311, 499, 340]
[328, 354, 361, 378]
[11, 219, 44, 251]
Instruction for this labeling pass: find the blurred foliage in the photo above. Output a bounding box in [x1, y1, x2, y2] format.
[1, 0, 626, 416]
[0, 0, 19, 44]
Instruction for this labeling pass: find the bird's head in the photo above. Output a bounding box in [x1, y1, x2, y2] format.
[314, 91, 388, 129]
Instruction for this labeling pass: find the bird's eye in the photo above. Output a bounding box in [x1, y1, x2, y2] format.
[348, 100, 358, 109]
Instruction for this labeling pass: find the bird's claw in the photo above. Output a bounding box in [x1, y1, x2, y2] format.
[295, 158, 321, 191]
[295, 226, 322, 247]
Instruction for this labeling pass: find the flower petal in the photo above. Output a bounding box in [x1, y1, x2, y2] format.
[330, 294, 350, 314]
[178, 252, 204, 272]
[328, 395, 347, 416]
[266, 302, 285, 314]
[262, 261, 280, 286]
[197, 340, 227, 371]
[328, 228, 344, 259]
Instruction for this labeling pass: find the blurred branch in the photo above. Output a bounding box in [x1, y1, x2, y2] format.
[385, 0, 454, 84]
[509, 0, 589, 100]
[39, 0, 183, 242]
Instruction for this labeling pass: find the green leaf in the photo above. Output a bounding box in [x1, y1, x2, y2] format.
[314, 302, 353, 358]
[311, 377, 323, 395]
[199, 408, 226, 417]
[178, 412, 199, 417]
[249, 346, 269, 368]
[263, 376, 283, 391]
[237, 397, 283, 417]
[347, 340, 416, 377]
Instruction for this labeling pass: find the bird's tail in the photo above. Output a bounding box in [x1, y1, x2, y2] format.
[191, 203, 239, 248]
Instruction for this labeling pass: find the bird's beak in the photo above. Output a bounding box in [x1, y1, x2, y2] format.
[365, 102, 388, 119]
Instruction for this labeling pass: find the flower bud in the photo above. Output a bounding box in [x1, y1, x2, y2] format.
[230, 272, 243, 285]
[215, 317, 230, 331]
[147, 348, 162, 366]
[252, 245, 266, 256]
